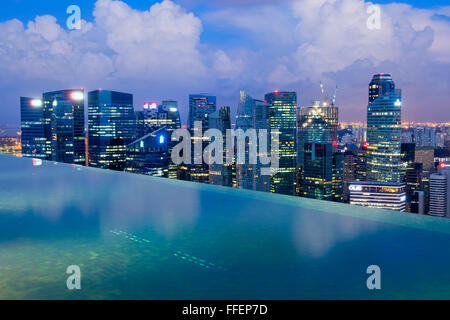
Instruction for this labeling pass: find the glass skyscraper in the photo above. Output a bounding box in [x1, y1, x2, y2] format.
[42, 90, 86, 165]
[236, 91, 271, 193]
[366, 74, 402, 183]
[298, 100, 338, 167]
[208, 106, 233, 187]
[265, 91, 297, 196]
[20, 97, 47, 159]
[88, 90, 135, 171]
[21, 89, 85, 164]
[185, 94, 217, 184]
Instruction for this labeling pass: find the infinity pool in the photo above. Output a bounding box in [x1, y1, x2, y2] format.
[1, 154, 450, 299]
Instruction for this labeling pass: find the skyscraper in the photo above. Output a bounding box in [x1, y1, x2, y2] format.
[186, 94, 217, 184]
[236, 91, 271, 192]
[20, 97, 47, 159]
[429, 163, 450, 218]
[88, 90, 135, 171]
[188, 95, 217, 130]
[42, 90, 86, 165]
[265, 91, 297, 196]
[366, 74, 402, 183]
[302, 142, 333, 201]
[209, 106, 233, 187]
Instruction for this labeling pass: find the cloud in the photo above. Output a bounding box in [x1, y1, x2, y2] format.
[0, 0, 449, 123]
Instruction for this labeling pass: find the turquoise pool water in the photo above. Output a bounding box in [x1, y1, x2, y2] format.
[1, 154, 450, 299]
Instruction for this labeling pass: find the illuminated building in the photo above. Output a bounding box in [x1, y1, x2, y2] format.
[348, 181, 407, 212]
[188, 95, 216, 130]
[366, 74, 402, 183]
[332, 151, 344, 202]
[125, 127, 169, 177]
[302, 143, 333, 201]
[298, 100, 338, 166]
[235, 91, 271, 192]
[265, 91, 297, 196]
[20, 97, 47, 159]
[88, 90, 135, 171]
[429, 163, 450, 218]
[183, 95, 217, 184]
[209, 106, 233, 187]
[404, 163, 424, 213]
[42, 90, 86, 165]
[343, 150, 356, 202]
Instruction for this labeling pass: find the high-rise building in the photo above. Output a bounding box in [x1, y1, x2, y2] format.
[302, 142, 333, 201]
[185, 94, 217, 184]
[188, 95, 216, 130]
[332, 151, 344, 202]
[404, 162, 424, 213]
[42, 90, 86, 165]
[429, 163, 450, 218]
[265, 91, 297, 196]
[349, 181, 407, 212]
[235, 91, 271, 192]
[20, 97, 47, 159]
[88, 90, 135, 171]
[298, 100, 338, 166]
[298, 94, 340, 201]
[125, 127, 169, 177]
[366, 74, 402, 183]
[343, 150, 356, 202]
[209, 106, 233, 187]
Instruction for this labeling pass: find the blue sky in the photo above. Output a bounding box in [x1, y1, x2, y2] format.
[0, 0, 449, 125]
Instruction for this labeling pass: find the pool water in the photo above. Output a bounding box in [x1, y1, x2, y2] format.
[1, 154, 450, 299]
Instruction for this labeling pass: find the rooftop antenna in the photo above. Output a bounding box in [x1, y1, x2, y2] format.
[320, 82, 329, 107]
[332, 86, 338, 107]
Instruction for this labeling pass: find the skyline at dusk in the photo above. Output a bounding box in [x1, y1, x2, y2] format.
[1, 0, 450, 126]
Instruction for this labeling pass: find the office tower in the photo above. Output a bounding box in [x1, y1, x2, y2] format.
[125, 127, 169, 177]
[343, 150, 357, 202]
[298, 91, 340, 201]
[265, 91, 297, 196]
[184, 95, 217, 184]
[366, 74, 402, 183]
[135, 110, 146, 139]
[415, 147, 435, 171]
[355, 148, 368, 182]
[401, 131, 414, 143]
[235, 91, 271, 192]
[332, 151, 344, 202]
[88, 90, 135, 171]
[42, 90, 86, 165]
[188, 95, 216, 130]
[209, 106, 233, 187]
[348, 181, 407, 212]
[429, 163, 450, 218]
[302, 143, 333, 201]
[298, 100, 338, 166]
[404, 163, 424, 213]
[20, 97, 47, 159]
[401, 142, 416, 180]
[158, 101, 181, 179]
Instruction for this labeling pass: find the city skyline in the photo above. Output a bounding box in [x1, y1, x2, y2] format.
[0, 0, 450, 126]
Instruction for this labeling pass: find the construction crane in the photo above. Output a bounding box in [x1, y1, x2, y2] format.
[319, 82, 338, 107]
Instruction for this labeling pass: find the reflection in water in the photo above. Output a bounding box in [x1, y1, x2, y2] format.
[291, 209, 383, 258]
